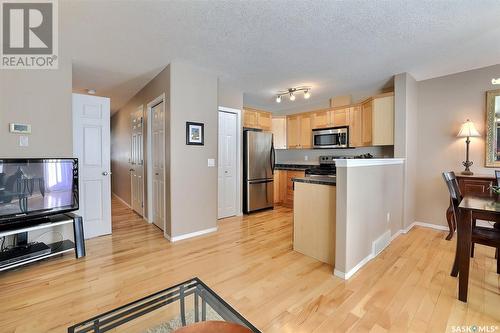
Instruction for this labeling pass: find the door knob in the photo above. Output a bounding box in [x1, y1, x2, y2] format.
[102, 171, 112, 176]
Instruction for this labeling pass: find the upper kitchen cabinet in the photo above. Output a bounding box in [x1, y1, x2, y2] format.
[299, 114, 312, 148]
[287, 115, 301, 148]
[348, 105, 362, 147]
[331, 107, 349, 127]
[272, 116, 287, 149]
[361, 98, 373, 146]
[243, 108, 272, 131]
[287, 113, 312, 149]
[372, 94, 394, 146]
[311, 110, 330, 129]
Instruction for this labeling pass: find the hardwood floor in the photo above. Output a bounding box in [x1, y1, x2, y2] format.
[0, 198, 499, 332]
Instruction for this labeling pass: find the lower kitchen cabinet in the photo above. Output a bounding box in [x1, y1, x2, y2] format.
[273, 170, 305, 207]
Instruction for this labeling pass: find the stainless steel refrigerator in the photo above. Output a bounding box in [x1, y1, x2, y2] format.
[243, 130, 275, 213]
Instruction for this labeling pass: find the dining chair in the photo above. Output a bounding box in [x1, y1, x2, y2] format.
[442, 171, 500, 275]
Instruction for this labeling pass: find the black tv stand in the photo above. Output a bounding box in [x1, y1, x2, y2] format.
[0, 213, 85, 271]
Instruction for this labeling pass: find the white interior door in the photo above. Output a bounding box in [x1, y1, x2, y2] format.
[151, 102, 165, 230]
[72, 93, 112, 239]
[130, 106, 144, 216]
[218, 111, 238, 218]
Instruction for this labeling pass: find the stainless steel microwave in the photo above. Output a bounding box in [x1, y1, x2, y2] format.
[312, 126, 349, 149]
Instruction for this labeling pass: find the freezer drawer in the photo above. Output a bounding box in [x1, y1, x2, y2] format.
[246, 179, 274, 212]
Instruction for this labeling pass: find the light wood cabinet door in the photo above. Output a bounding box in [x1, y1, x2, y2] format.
[348, 105, 362, 147]
[312, 110, 330, 129]
[299, 114, 312, 148]
[287, 115, 300, 149]
[361, 99, 373, 146]
[332, 107, 349, 127]
[284, 170, 305, 207]
[271, 117, 287, 149]
[258, 111, 272, 131]
[273, 170, 281, 204]
[243, 109, 259, 129]
[372, 95, 394, 146]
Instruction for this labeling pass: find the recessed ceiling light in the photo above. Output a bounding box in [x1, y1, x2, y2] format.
[492, 78, 500, 85]
[87, 89, 96, 95]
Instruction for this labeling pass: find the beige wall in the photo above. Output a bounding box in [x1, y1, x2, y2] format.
[218, 81, 243, 110]
[170, 61, 218, 237]
[335, 162, 404, 275]
[415, 64, 500, 227]
[110, 65, 171, 235]
[0, 57, 72, 158]
[394, 73, 418, 229]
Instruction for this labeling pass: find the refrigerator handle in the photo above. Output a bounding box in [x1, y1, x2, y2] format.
[270, 142, 276, 175]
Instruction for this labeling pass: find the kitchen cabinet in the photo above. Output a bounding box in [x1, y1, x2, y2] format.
[331, 107, 349, 127]
[348, 105, 362, 147]
[287, 113, 312, 149]
[271, 116, 287, 149]
[372, 95, 394, 146]
[361, 99, 373, 146]
[273, 170, 281, 204]
[311, 110, 330, 129]
[283, 170, 305, 207]
[243, 108, 272, 131]
[287, 115, 300, 148]
[299, 114, 312, 148]
[258, 111, 272, 131]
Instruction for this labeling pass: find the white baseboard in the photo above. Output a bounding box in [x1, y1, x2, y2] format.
[334, 253, 374, 280]
[166, 227, 218, 243]
[334, 220, 450, 280]
[112, 193, 131, 209]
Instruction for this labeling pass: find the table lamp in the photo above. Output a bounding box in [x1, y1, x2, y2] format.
[457, 119, 481, 175]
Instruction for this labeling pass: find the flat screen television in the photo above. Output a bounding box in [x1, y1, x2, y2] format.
[0, 158, 79, 229]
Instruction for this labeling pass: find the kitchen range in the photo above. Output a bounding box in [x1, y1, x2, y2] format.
[304, 154, 374, 178]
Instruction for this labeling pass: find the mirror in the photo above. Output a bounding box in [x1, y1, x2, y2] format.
[485, 89, 500, 167]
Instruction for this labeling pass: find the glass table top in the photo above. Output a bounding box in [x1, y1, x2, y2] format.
[68, 278, 261, 333]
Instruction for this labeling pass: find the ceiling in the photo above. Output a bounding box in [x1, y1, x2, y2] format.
[62, 1, 500, 113]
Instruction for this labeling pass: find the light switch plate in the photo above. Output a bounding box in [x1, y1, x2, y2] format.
[207, 158, 215, 167]
[19, 136, 29, 147]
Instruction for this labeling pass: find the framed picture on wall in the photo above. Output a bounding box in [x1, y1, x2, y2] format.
[186, 122, 204, 145]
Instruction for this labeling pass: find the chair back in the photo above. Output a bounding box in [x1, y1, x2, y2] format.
[495, 170, 500, 186]
[442, 171, 462, 206]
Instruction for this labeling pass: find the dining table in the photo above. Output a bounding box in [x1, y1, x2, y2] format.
[456, 193, 500, 302]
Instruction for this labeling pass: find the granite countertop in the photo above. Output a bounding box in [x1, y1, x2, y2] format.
[275, 162, 317, 171]
[292, 176, 336, 186]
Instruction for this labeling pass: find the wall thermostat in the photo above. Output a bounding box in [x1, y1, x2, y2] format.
[9, 123, 31, 134]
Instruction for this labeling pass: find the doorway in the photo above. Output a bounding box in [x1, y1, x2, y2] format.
[147, 95, 166, 231]
[130, 105, 144, 217]
[218, 107, 242, 219]
[72, 93, 112, 239]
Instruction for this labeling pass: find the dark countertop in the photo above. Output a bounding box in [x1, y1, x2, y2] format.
[274, 163, 317, 171]
[292, 176, 336, 186]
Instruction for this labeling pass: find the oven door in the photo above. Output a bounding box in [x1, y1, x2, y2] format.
[312, 128, 348, 148]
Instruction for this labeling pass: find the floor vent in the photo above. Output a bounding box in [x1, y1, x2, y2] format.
[372, 230, 391, 256]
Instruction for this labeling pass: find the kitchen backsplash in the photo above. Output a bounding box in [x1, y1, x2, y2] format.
[275, 146, 394, 164]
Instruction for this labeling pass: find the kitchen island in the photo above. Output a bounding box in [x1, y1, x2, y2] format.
[292, 158, 405, 280]
[292, 178, 336, 265]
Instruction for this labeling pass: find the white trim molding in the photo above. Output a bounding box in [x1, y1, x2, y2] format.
[112, 193, 132, 209]
[335, 158, 405, 168]
[334, 220, 449, 280]
[166, 227, 218, 243]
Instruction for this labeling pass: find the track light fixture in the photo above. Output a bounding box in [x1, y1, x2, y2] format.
[275, 87, 312, 103]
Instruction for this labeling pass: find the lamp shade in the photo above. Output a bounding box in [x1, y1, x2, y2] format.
[457, 119, 481, 137]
